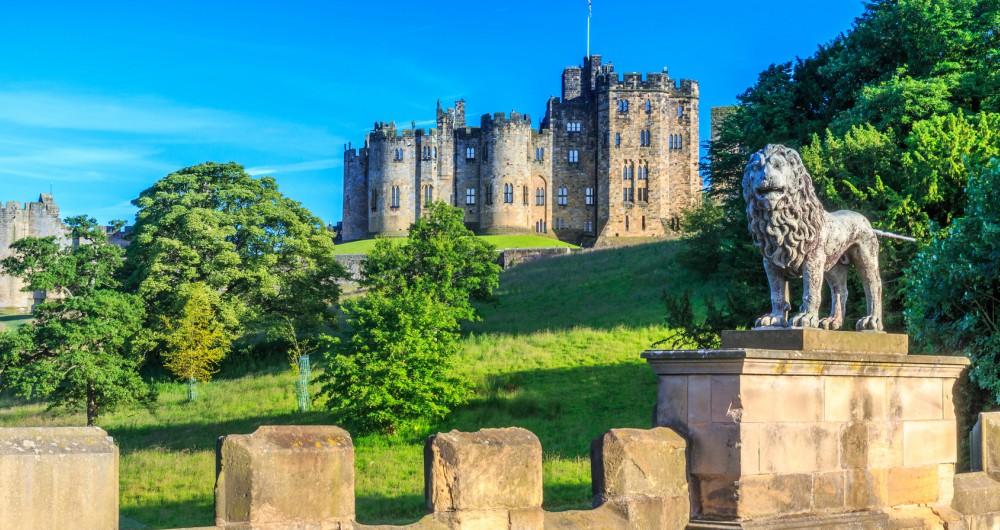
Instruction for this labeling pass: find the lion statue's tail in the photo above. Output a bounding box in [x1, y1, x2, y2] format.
[872, 229, 917, 243]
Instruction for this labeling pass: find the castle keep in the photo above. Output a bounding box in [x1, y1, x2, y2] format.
[342, 55, 701, 245]
[0, 194, 68, 309]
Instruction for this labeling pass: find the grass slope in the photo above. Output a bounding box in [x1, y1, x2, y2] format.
[0, 240, 693, 529]
[334, 234, 577, 255]
[0, 308, 31, 331]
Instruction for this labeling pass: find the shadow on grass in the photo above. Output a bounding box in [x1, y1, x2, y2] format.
[110, 362, 656, 529]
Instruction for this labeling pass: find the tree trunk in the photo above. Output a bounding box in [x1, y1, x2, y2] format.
[86, 385, 97, 426]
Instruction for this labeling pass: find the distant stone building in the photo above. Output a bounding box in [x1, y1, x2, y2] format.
[0, 194, 69, 309]
[342, 55, 701, 246]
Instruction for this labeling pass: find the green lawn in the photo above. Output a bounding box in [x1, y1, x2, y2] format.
[0, 239, 698, 529]
[334, 234, 578, 255]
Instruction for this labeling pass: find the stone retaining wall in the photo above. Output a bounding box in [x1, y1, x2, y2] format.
[335, 247, 575, 283]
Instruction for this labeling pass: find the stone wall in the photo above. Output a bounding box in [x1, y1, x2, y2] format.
[0, 194, 69, 309]
[335, 247, 575, 284]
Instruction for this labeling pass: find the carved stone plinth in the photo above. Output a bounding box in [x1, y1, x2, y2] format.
[643, 329, 969, 527]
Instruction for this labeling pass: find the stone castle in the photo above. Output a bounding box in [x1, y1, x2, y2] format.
[341, 55, 701, 246]
[0, 194, 68, 309]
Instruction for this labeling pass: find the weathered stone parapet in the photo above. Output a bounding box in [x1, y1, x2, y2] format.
[215, 425, 355, 529]
[0, 427, 118, 530]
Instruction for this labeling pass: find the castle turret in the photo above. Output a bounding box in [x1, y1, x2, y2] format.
[0, 195, 68, 308]
[341, 143, 369, 242]
[366, 123, 418, 237]
[478, 112, 536, 234]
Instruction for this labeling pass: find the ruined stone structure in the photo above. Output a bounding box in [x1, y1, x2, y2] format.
[0, 194, 69, 309]
[342, 55, 701, 246]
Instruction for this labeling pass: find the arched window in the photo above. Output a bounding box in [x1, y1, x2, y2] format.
[535, 187, 545, 206]
[504, 183, 514, 203]
[466, 146, 476, 160]
[394, 148, 404, 161]
[390, 186, 401, 208]
[645, 99, 652, 113]
[617, 99, 629, 113]
[677, 105, 684, 117]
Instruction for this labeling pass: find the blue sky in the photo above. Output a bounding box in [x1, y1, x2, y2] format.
[0, 1, 865, 225]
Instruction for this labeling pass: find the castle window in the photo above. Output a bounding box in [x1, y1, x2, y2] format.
[504, 183, 514, 204]
[640, 129, 651, 147]
[584, 219, 594, 233]
[677, 105, 684, 117]
[465, 187, 476, 205]
[641, 215, 647, 230]
[483, 146, 488, 161]
[394, 148, 404, 161]
[615, 132, 621, 147]
[466, 146, 476, 160]
[371, 190, 378, 212]
[390, 186, 401, 209]
[557, 186, 568, 206]
[585, 187, 594, 205]
[424, 185, 433, 206]
[638, 184, 648, 203]
[625, 216, 630, 231]
[535, 147, 545, 161]
[638, 162, 648, 180]
[523, 185, 529, 205]
[432, 147, 437, 159]
[568, 149, 579, 163]
[617, 99, 629, 113]
[622, 161, 634, 180]
[567, 121, 582, 132]
[535, 187, 545, 206]
[623, 186, 634, 204]
[535, 219, 547, 233]
[645, 99, 652, 113]
[422, 146, 432, 160]
[485, 184, 494, 205]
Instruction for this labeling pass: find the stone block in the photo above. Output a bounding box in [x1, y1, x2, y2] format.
[844, 469, 878, 511]
[863, 421, 903, 469]
[688, 375, 712, 424]
[688, 422, 755, 476]
[756, 423, 841, 474]
[655, 376, 688, 429]
[720, 328, 908, 355]
[591, 427, 687, 502]
[0, 427, 118, 530]
[739, 375, 823, 423]
[710, 375, 741, 423]
[811, 471, 846, 512]
[215, 425, 354, 528]
[426, 427, 542, 512]
[736, 473, 813, 519]
[892, 378, 943, 421]
[824, 376, 887, 422]
[952, 471, 1000, 515]
[982, 411, 1000, 478]
[885, 465, 939, 506]
[902, 420, 957, 466]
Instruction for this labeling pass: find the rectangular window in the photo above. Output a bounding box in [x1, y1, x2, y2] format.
[466, 146, 476, 160]
[535, 187, 545, 206]
[394, 148, 404, 161]
[566, 121, 582, 132]
[638, 187, 648, 202]
[485, 184, 493, 205]
[535, 147, 545, 161]
[617, 99, 629, 113]
[585, 187, 594, 205]
[522, 186, 529, 205]
[677, 105, 684, 117]
[623, 187, 630, 203]
[504, 184, 514, 203]
[465, 187, 476, 205]
[640, 129, 651, 147]
[423, 185, 433, 205]
[615, 132, 621, 147]
[390, 186, 401, 209]
[568, 149, 579, 163]
[584, 219, 593, 233]
[557, 186, 568, 206]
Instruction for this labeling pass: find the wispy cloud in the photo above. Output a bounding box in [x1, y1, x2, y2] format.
[247, 158, 343, 176]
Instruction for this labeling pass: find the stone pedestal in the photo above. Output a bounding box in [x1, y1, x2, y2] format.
[643, 329, 969, 528]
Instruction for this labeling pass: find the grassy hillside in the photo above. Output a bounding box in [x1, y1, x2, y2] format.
[0, 240, 695, 529]
[0, 308, 31, 331]
[334, 234, 577, 255]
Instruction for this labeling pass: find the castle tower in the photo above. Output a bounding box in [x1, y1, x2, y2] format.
[0, 195, 69, 309]
[341, 143, 369, 242]
[478, 112, 538, 234]
[366, 122, 419, 237]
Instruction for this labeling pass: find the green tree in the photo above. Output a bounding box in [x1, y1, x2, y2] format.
[161, 282, 230, 401]
[0, 218, 152, 425]
[318, 203, 500, 433]
[668, 0, 999, 341]
[905, 159, 1000, 402]
[124, 162, 345, 361]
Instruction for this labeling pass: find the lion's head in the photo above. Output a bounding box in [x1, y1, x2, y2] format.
[742, 144, 825, 276]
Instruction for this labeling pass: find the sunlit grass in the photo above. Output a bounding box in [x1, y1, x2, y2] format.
[0, 239, 698, 529]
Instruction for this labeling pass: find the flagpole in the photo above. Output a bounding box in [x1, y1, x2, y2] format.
[587, 1, 591, 58]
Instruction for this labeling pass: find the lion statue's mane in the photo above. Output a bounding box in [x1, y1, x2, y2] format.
[742, 145, 825, 277]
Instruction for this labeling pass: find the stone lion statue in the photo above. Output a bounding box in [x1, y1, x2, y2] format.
[742, 144, 885, 331]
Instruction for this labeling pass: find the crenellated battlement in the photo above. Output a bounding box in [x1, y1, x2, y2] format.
[481, 111, 533, 130]
[597, 71, 698, 96]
